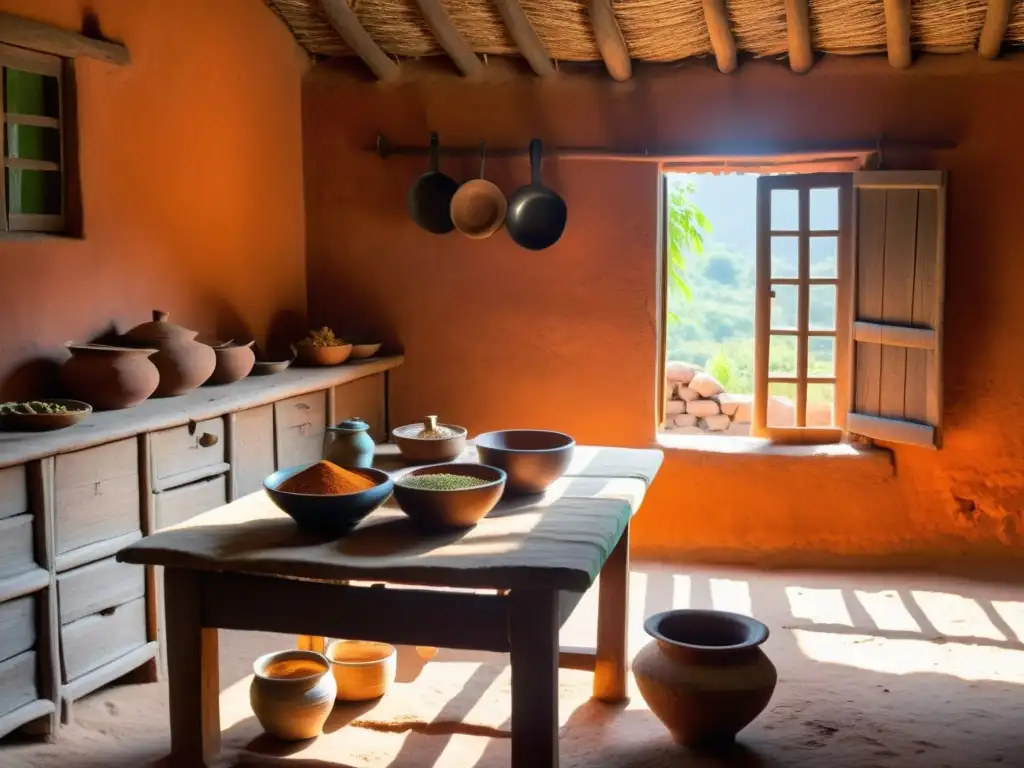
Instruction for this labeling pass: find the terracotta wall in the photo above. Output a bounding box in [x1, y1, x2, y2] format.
[0, 0, 308, 398]
[304, 55, 1024, 569]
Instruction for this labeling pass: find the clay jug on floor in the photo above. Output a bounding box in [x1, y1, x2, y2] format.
[60, 343, 160, 410]
[122, 310, 216, 397]
[632, 609, 777, 748]
[250, 650, 337, 741]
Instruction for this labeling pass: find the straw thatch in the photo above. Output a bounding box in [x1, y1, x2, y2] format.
[266, 0, 1024, 67]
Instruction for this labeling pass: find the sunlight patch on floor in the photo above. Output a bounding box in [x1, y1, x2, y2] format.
[710, 577, 753, 616]
[912, 590, 1006, 641]
[854, 589, 922, 632]
[991, 599, 1024, 642]
[786, 586, 854, 626]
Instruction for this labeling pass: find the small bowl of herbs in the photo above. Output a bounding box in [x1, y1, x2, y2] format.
[293, 327, 353, 367]
[0, 399, 92, 432]
[392, 463, 506, 531]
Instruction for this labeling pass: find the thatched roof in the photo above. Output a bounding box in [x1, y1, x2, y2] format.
[266, 0, 1024, 79]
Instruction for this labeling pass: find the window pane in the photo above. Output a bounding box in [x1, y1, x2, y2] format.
[4, 68, 60, 117]
[768, 382, 797, 427]
[807, 383, 836, 426]
[769, 334, 797, 376]
[810, 188, 839, 231]
[809, 284, 836, 330]
[6, 168, 62, 214]
[770, 236, 798, 278]
[809, 336, 835, 376]
[6, 124, 61, 162]
[770, 284, 798, 330]
[810, 236, 838, 278]
[771, 189, 798, 231]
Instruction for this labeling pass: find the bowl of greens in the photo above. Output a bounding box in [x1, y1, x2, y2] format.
[0, 399, 92, 432]
[392, 463, 506, 531]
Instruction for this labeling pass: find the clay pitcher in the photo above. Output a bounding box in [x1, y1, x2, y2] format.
[249, 650, 337, 741]
[122, 310, 216, 397]
[632, 609, 777, 748]
[60, 343, 160, 410]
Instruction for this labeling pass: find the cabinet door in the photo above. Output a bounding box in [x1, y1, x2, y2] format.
[232, 405, 275, 497]
[333, 373, 386, 442]
[274, 391, 326, 469]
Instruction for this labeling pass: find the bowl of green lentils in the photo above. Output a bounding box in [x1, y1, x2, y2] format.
[0, 399, 92, 432]
[392, 463, 506, 531]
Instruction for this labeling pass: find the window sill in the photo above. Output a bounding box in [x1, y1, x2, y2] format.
[654, 432, 894, 473]
[0, 231, 82, 242]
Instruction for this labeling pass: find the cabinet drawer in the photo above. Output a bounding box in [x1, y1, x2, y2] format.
[275, 391, 326, 469]
[151, 418, 226, 491]
[0, 515, 34, 580]
[154, 474, 227, 531]
[60, 597, 147, 683]
[233, 405, 275, 497]
[55, 439, 140, 556]
[0, 596, 35, 663]
[0, 650, 37, 718]
[58, 557, 145, 626]
[0, 464, 27, 520]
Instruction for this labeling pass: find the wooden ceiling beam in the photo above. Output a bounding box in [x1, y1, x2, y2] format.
[0, 13, 129, 66]
[587, 0, 632, 81]
[783, 0, 814, 73]
[978, 0, 1012, 59]
[493, 0, 555, 76]
[882, 0, 912, 68]
[320, 0, 399, 81]
[701, 0, 738, 73]
[412, 0, 484, 78]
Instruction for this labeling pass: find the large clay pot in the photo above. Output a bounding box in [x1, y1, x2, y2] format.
[122, 310, 216, 397]
[249, 650, 337, 741]
[632, 609, 777, 748]
[60, 343, 160, 410]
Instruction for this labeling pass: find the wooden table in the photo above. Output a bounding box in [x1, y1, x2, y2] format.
[118, 444, 662, 768]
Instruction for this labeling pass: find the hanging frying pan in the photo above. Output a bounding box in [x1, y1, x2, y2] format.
[505, 138, 567, 251]
[450, 140, 507, 240]
[408, 132, 459, 234]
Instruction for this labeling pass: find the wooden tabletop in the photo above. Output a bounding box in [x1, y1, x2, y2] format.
[118, 445, 663, 592]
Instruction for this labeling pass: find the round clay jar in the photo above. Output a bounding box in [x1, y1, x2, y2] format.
[122, 310, 216, 397]
[60, 343, 160, 410]
[631, 609, 777, 748]
[249, 650, 337, 741]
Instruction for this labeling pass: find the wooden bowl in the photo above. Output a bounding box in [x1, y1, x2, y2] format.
[349, 343, 382, 359]
[392, 463, 506, 530]
[0, 399, 92, 432]
[474, 429, 575, 495]
[392, 421, 468, 464]
[293, 343, 353, 367]
[264, 464, 393, 537]
[325, 640, 397, 701]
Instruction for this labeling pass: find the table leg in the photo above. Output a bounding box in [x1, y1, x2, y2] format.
[165, 568, 220, 768]
[509, 589, 559, 768]
[594, 523, 630, 703]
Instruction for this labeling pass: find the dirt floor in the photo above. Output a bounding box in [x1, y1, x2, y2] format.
[4, 562, 1024, 768]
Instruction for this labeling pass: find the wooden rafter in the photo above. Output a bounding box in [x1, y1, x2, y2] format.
[882, 0, 912, 68]
[700, 0, 738, 73]
[783, 0, 813, 73]
[0, 13, 129, 66]
[493, 0, 555, 76]
[412, 0, 484, 77]
[319, 0, 399, 81]
[978, 0, 1012, 59]
[587, 0, 632, 81]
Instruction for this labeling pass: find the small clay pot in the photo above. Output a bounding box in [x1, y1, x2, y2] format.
[122, 310, 216, 397]
[632, 609, 777, 749]
[249, 650, 337, 741]
[392, 415, 467, 464]
[60, 343, 160, 410]
[206, 340, 255, 385]
[325, 640, 397, 702]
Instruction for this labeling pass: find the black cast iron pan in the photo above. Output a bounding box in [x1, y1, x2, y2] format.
[408, 133, 459, 234]
[506, 138, 567, 251]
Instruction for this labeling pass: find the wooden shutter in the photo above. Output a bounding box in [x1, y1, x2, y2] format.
[846, 171, 946, 448]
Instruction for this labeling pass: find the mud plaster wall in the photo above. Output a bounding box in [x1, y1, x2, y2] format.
[305, 56, 1024, 568]
[0, 0, 309, 398]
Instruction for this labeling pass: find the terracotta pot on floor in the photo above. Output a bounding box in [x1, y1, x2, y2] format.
[632, 609, 777, 748]
[250, 650, 337, 741]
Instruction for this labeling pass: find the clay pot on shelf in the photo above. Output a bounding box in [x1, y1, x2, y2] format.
[206, 340, 256, 385]
[249, 650, 337, 741]
[632, 609, 777, 749]
[121, 310, 216, 397]
[60, 343, 160, 410]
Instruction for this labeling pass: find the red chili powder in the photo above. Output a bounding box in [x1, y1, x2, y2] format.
[278, 460, 376, 495]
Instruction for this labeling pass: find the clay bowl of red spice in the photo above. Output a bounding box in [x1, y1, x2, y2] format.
[264, 460, 393, 537]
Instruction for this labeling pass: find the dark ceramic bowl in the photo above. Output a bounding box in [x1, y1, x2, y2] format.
[474, 429, 575, 495]
[392, 463, 506, 530]
[0, 399, 92, 432]
[264, 464, 393, 537]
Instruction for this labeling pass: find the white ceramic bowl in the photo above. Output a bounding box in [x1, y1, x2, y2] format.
[325, 639, 397, 701]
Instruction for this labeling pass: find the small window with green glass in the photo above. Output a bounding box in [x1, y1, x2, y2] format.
[1, 43, 65, 234]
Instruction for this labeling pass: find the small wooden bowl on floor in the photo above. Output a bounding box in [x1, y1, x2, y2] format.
[264, 464, 393, 536]
[0, 399, 92, 432]
[325, 639, 397, 701]
[392, 463, 506, 530]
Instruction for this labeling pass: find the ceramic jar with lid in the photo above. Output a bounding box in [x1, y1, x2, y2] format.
[122, 310, 216, 397]
[323, 417, 375, 468]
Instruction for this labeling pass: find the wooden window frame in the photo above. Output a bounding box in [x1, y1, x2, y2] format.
[0, 41, 66, 234]
[752, 173, 854, 443]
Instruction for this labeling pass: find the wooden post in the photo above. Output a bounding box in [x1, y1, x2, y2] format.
[701, 0, 738, 73]
[783, 0, 813, 73]
[978, 0, 1011, 59]
[493, 0, 555, 76]
[587, 0, 632, 81]
[28, 457, 60, 734]
[882, 0, 912, 69]
[509, 589, 559, 768]
[0, 13, 130, 65]
[412, 0, 484, 78]
[594, 525, 630, 702]
[319, 0, 400, 82]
